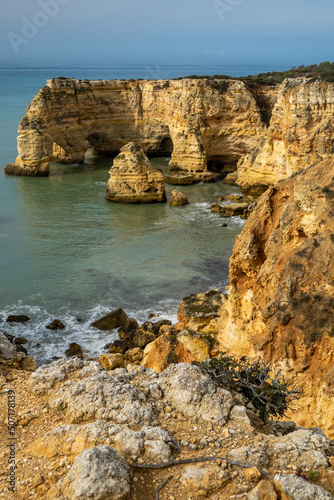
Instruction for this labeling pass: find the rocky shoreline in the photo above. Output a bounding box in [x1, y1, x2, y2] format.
[2, 74, 334, 499]
[1, 337, 334, 499]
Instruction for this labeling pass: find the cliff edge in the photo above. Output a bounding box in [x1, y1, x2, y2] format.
[216, 156, 334, 436]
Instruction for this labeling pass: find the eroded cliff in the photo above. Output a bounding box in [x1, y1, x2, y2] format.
[216, 157, 334, 436]
[5, 77, 266, 178]
[238, 78, 334, 195]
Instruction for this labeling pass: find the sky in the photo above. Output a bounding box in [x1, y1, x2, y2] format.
[1, 0, 334, 69]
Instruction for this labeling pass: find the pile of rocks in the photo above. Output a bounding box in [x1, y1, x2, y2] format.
[7, 359, 333, 499]
[0, 332, 37, 374]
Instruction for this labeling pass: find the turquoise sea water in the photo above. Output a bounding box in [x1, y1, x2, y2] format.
[0, 65, 283, 363]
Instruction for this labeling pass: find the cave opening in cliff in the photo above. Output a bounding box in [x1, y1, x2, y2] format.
[147, 136, 174, 158]
[207, 157, 238, 176]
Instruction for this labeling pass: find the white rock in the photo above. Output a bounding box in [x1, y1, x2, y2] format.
[274, 473, 333, 500]
[52, 445, 130, 500]
[159, 363, 233, 424]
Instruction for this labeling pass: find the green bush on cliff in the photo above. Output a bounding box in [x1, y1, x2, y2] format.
[200, 353, 300, 420]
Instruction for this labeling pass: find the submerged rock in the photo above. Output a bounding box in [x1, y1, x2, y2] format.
[106, 142, 166, 204]
[6, 314, 30, 323]
[46, 319, 66, 330]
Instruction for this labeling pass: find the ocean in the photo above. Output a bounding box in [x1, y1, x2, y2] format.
[0, 64, 286, 364]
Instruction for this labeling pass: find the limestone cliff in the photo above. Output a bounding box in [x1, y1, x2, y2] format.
[217, 157, 334, 436]
[238, 78, 334, 196]
[105, 142, 166, 203]
[5, 77, 265, 178]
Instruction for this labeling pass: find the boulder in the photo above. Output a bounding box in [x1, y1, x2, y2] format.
[106, 142, 166, 203]
[226, 194, 243, 201]
[91, 309, 128, 331]
[14, 337, 28, 344]
[65, 343, 83, 359]
[99, 353, 124, 370]
[218, 202, 250, 218]
[164, 173, 199, 185]
[177, 289, 226, 332]
[50, 445, 131, 500]
[274, 474, 333, 500]
[222, 171, 238, 185]
[211, 202, 222, 212]
[6, 314, 30, 323]
[20, 356, 38, 371]
[124, 348, 143, 364]
[118, 318, 171, 350]
[169, 190, 189, 206]
[0, 333, 17, 360]
[46, 319, 66, 330]
[105, 340, 127, 354]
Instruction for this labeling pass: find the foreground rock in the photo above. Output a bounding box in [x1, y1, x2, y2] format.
[105, 142, 166, 203]
[217, 156, 334, 437]
[2, 358, 333, 499]
[48, 445, 131, 500]
[169, 190, 189, 206]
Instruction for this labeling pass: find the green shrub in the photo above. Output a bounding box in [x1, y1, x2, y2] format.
[200, 353, 300, 420]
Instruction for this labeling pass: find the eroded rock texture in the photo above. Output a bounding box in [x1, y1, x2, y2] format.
[238, 78, 334, 195]
[218, 156, 334, 436]
[106, 142, 166, 203]
[5, 77, 265, 177]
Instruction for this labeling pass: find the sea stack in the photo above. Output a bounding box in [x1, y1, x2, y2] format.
[106, 142, 167, 203]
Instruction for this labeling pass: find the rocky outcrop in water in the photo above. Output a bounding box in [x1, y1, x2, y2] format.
[105, 143, 166, 203]
[4, 77, 266, 179]
[238, 78, 334, 196]
[169, 190, 189, 206]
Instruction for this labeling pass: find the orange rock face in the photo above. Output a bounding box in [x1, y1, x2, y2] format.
[217, 157, 334, 437]
[238, 78, 334, 196]
[5, 77, 265, 177]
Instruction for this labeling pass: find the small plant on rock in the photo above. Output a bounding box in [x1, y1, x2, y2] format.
[200, 352, 300, 420]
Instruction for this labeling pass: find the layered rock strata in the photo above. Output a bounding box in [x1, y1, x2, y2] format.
[5, 77, 266, 178]
[216, 156, 334, 436]
[238, 78, 334, 195]
[105, 143, 166, 203]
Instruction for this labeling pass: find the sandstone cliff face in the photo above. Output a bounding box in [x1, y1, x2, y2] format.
[5, 77, 265, 177]
[238, 78, 334, 195]
[105, 142, 166, 203]
[217, 157, 334, 436]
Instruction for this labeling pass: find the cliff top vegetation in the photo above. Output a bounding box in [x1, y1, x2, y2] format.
[178, 61, 334, 86]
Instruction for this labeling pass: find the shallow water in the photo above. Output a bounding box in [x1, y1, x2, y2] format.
[0, 66, 251, 363]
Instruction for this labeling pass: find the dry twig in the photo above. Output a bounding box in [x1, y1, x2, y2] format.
[133, 456, 273, 480]
[155, 475, 173, 500]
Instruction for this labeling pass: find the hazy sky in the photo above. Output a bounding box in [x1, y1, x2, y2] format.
[1, 0, 333, 68]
